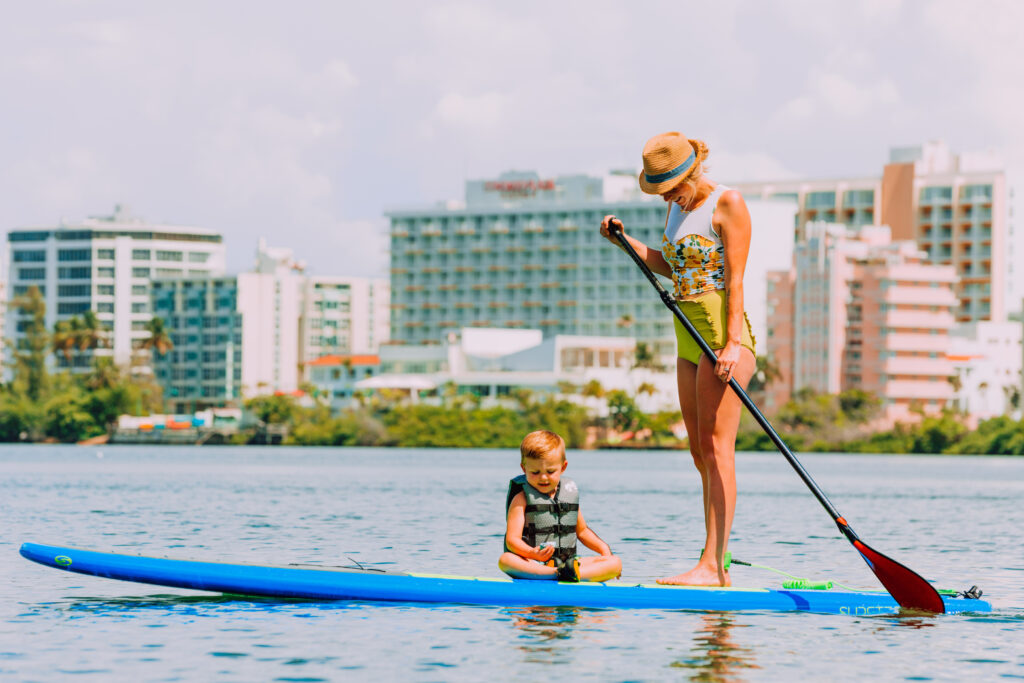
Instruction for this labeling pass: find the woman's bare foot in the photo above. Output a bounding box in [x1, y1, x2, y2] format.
[657, 564, 730, 587]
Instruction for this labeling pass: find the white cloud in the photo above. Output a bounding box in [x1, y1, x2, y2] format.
[434, 91, 509, 130]
[714, 151, 800, 184]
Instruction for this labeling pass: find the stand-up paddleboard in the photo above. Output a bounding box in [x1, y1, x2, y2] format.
[20, 543, 990, 615]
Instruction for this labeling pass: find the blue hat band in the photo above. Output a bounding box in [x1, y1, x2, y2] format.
[644, 150, 696, 184]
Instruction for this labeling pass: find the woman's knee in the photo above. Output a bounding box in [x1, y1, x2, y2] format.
[688, 441, 705, 469]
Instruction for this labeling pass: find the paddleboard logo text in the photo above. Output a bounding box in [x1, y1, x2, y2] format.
[54, 555, 72, 567]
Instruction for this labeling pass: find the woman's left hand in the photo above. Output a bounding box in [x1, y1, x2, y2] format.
[714, 342, 743, 383]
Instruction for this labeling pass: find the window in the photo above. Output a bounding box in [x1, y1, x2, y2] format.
[58, 302, 90, 315]
[133, 267, 150, 278]
[132, 285, 148, 295]
[97, 267, 115, 278]
[58, 267, 89, 279]
[13, 250, 46, 262]
[156, 250, 183, 262]
[156, 268, 182, 277]
[96, 249, 115, 260]
[132, 249, 151, 260]
[96, 284, 115, 296]
[188, 252, 210, 263]
[131, 302, 148, 313]
[57, 284, 90, 297]
[97, 302, 114, 313]
[17, 268, 46, 280]
[58, 249, 90, 261]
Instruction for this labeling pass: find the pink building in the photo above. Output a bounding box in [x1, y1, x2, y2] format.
[766, 223, 957, 423]
[735, 141, 1011, 324]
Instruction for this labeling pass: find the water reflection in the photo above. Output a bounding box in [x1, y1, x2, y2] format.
[669, 613, 759, 682]
[503, 605, 612, 665]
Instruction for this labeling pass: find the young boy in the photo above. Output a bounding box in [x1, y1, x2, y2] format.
[499, 430, 622, 582]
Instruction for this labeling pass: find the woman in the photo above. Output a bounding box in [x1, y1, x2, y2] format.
[600, 132, 757, 586]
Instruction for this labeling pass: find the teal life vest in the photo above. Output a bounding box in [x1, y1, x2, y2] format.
[504, 474, 579, 564]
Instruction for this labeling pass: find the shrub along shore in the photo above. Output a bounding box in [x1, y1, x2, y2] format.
[4, 286, 1021, 454]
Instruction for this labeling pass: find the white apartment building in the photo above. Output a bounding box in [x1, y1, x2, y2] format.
[152, 240, 388, 410]
[949, 321, 1023, 420]
[5, 205, 226, 371]
[152, 241, 303, 411]
[299, 276, 389, 377]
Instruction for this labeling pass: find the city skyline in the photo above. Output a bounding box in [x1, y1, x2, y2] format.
[2, 2, 1021, 298]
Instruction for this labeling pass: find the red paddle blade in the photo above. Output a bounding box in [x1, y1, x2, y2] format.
[852, 539, 945, 613]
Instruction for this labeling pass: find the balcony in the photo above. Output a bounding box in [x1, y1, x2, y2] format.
[883, 310, 955, 329]
[882, 357, 954, 376]
[882, 287, 958, 307]
[881, 380, 954, 400]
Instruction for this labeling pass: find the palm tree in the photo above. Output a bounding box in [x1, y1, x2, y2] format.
[636, 381, 658, 398]
[631, 341, 665, 372]
[76, 310, 106, 354]
[556, 380, 579, 396]
[748, 355, 783, 394]
[9, 285, 49, 401]
[52, 319, 78, 362]
[581, 379, 605, 400]
[139, 317, 174, 357]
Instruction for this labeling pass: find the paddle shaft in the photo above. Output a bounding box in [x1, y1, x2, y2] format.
[608, 222, 854, 538]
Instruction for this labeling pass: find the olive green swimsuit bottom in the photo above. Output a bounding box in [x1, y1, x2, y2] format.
[673, 289, 757, 365]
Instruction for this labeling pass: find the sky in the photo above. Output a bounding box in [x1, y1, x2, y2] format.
[1, 1, 1021, 281]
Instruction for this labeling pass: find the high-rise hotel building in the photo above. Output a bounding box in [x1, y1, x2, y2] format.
[386, 171, 795, 355]
[735, 141, 1011, 324]
[4, 205, 226, 371]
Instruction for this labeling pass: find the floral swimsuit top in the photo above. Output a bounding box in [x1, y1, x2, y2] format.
[661, 184, 729, 300]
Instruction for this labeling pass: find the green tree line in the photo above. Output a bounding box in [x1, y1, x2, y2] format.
[1, 286, 163, 442]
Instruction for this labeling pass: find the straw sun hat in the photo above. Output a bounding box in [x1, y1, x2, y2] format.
[638, 132, 702, 195]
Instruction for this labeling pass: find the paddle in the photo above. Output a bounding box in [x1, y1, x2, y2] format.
[607, 217, 946, 613]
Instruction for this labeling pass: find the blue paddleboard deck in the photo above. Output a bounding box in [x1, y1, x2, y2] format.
[19, 543, 990, 615]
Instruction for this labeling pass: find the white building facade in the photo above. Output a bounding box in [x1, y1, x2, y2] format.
[5, 205, 225, 371]
[299, 276, 390, 373]
[949, 321, 1023, 420]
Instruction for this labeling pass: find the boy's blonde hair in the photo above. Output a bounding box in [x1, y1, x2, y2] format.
[520, 430, 565, 463]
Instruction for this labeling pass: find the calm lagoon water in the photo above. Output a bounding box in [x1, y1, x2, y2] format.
[2, 445, 1021, 681]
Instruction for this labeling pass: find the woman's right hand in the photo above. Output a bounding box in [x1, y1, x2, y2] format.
[600, 214, 624, 244]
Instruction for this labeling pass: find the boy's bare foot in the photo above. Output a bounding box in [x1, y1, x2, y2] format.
[657, 565, 730, 587]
